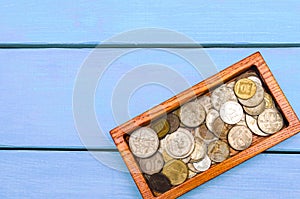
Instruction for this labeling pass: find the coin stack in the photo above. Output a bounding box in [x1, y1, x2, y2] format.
[128, 73, 284, 195]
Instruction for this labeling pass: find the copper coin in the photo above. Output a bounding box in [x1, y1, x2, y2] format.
[148, 173, 172, 193]
[166, 113, 180, 133]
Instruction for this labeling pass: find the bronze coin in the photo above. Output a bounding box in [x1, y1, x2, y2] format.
[151, 118, 170, 139]
[166, 113, 180, 133]
[148, 173, 172, 193]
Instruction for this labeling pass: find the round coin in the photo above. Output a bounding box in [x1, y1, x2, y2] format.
[162, 159, 188, 186]
[205, 109, 219, 132]
[258, 108, 283, 134]
[211, 85, 237, 110]
[148, 173, 172, 193]
[211, 117, 232, 140]
[196, 95, 212, 113]
[207, 140, 230, 163]
[238, 83, 264, 107]
[188, 170, 197, 179]
[179, 101, 206, 127]
[247, 76, 262, 86]
[194, 124, 217, 142]
[264, 92, 275, 109]
[228, 125, 253, 151]
[189, 138, 207, 162]
[245, 114, 269, 137]
[129, 127, 159, 158]
[234, 78, 257, 99]
[227, 81, 236, 89]
[165, 128, 195, 159]
[139, 152, 164, 175]
[166, 113, 180, 133]
[193, 155, 211, 172]
[151, 118, 170, 139]
[243, 99, 265, 116]
[220, 101, 243, 124]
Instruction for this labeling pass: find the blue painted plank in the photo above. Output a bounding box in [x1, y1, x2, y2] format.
[0, 48, 299, 150]
[0, 0, 300, 44]
[0, 151, 299, 199]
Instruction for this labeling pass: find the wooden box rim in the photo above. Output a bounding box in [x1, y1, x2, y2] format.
[110, 52, 300, 199]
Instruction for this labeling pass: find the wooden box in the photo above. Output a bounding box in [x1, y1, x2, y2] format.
[110, 52, 300, 199]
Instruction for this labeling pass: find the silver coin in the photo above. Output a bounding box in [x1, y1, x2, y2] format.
[139, 152, 164, 175]
[243, 99, 265, 116]
[193, 155, 211, 172]
[220, 101, 243, 124]
[165, 128, 195, 159]
[196, 95, 212, 113]
[227, 81, 236, 89]
[228, 125, 253, 151]
[129, 127, 159, 158]
[180, 101, 206, 127]
[207, 140, 230, 163]
[245, 114, 269, 137]
[189, 138, 207, 162]
[236, 113, 247, 126]
[205, 109, 219, 132]
[188, 169, 197, 178]
[181, 156, 191, 164]
[187, 163, 199, 173]
[194, 124, 217, 143]
[248, 76, 262, 86]
[238, 83, 264, 107]
[211, 117, 232, 140]
[211, 85, 237, 110]
[258, 108, 284, 134]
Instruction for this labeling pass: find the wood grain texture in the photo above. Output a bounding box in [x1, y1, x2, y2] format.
[110, 52, 300, 198]
[0, 0, 300, 44]
[0, 48, 299, 150]
[0, 151, 299, 199]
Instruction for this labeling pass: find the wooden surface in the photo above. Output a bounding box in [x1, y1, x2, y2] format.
[1, 1, 300, 198]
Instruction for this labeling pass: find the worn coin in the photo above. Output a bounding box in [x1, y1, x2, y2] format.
[220, 101, 243, 124]
[228, 125, 253, 150]
[181, 156, 191, 164]
[162, 159, 188, 186]
[166, 113, 180, 133]
[205, 109, 219, 132]
[238, 83, 264, 107]
[211, 85, 237, 110]
[161, 150, 174, 163]
[236, 113, 247, 126]
[129, 127, 159, 158]
[187, 163, 199, 173]
[234, 78, 257, 100]
[258, 108, 283, 134]
[248, 76, 262, 86]
[227, 81, 236, 89]
[151, 118, 170, 139]
[243, 99, 265, 116]
[264, 92, 275, 109]
[188, 169, 197, 179]
[139, 152, 164, 175]
[179, 101, 206, 127]
[207, 140, 230, 163]
[245, 114, 269, 137]
[190, 138, 207, 162]
[212, 117, 232, 140]
[196, 95, 212, 113]
[194, 124, 217, 142]
[148, 173, 172, 193]
[193, 155, 211, 172]
[165, 128, 195, 159]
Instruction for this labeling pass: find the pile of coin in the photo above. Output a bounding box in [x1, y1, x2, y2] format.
[128, 73, 284, 194]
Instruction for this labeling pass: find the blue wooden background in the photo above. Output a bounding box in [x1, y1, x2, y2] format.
[1, 1, 299, 198]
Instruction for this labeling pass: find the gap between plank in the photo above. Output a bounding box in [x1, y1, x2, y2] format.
[0, 146, 299, 154]
[1, 43, 300, 48]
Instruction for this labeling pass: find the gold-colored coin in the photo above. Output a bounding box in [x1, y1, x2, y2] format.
[234, 78, 257, 100]
[162, 159, 188, 186]
[264, 92, 275, 109]
[151, 118, 170, 139]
